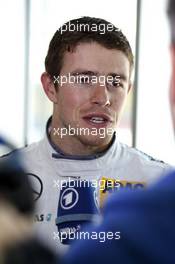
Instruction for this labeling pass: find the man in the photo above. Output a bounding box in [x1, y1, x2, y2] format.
[1, 17, 170, 254]
[62, 3, 175, 264]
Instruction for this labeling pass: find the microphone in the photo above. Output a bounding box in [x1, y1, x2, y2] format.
[55, 179, 100, 245]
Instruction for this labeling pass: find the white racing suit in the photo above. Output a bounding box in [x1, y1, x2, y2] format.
[1, 119, 171, 254]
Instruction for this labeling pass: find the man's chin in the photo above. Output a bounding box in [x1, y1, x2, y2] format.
[78, 134, 112, 149]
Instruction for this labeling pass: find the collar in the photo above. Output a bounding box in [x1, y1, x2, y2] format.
[46, 116, 116, 160]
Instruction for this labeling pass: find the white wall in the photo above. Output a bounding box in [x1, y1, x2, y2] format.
[0, 0, 25, 147]
[137, 0, 175, 165]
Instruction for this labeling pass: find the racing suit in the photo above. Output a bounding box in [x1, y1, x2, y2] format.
[1, 118, 171, 254]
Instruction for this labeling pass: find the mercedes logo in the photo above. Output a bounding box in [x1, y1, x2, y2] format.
[26, 173, 43, 201]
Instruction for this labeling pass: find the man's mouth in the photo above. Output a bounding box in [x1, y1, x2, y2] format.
[82, 113, 112, 127]
[88, 116, 107, 124]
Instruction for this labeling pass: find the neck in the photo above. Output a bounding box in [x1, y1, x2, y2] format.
[50, 131, 111, 156]
[50, 120, 113, 156]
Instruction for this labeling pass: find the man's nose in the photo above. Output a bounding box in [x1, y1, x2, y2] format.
[90, 83, 111, 107]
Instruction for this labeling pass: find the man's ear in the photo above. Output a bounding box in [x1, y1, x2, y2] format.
[41, 72, 58, 103]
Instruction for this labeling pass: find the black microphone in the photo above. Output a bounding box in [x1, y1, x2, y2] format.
[56, 179, 100, 245]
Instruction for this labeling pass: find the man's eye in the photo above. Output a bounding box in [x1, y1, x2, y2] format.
[76, 75, 90, 84]
[112, 80, 120, 87]
[108, 79, 121, 88]
[81, 76, 90, 83]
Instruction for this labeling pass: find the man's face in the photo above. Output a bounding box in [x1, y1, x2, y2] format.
[52, 42, 131, 150]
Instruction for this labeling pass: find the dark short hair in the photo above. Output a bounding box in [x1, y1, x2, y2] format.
[5, 238, 58, 264]
[167, 0, 175, 43]
[45, 16, 134, 80]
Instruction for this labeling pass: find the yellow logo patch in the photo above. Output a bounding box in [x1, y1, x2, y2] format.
[99, 177, 146, 207]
